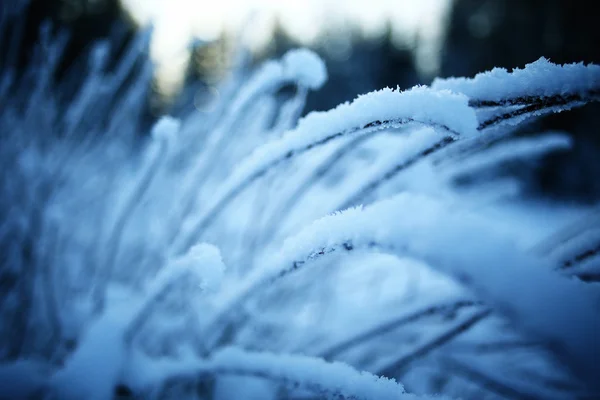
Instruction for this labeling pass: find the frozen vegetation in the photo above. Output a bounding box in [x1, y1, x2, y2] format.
[1, 3, 600, 400]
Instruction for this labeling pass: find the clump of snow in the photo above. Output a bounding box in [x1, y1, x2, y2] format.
[170, 243, 226, 291]
[432, 57, 600, 102]
[228, 49, 327, 114]
[151, 115, 181, 142]
[281, 48, 327, 90]
[148, 243, 225, 296]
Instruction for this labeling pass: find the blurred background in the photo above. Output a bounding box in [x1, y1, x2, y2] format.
[4, 0, 600, 201]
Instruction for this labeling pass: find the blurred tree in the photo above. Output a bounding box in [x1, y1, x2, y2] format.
[2, 0, 131, 76]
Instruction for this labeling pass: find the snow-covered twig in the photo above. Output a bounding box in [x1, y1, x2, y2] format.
[136, 347, 438, 400]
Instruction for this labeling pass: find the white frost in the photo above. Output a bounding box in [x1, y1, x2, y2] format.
[432, 57, 600, 102]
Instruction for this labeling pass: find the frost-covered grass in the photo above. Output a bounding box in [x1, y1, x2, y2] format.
[1, 5, 600, 400]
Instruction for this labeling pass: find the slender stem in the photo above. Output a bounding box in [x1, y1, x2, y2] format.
[91, 140, 167, 314]
[376, 309, 492, 378]
[318, 300, 481, 360]
[437, 356, 557, 400]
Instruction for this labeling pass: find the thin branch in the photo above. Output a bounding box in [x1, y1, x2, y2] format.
[477, 97, 588, 130]
[38, 222, 63, 358]
[573, 271, 600, 283]
[468, 90, 600, 108]
[449, 339, 540, 354]
[376, 309, 492, 378]
[562, 242, 600, 269]
[318, 300, 481, 360]
[91, 139, 168, 314]
[337, 136, 455, 209]
[436, 356, 548, 400]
